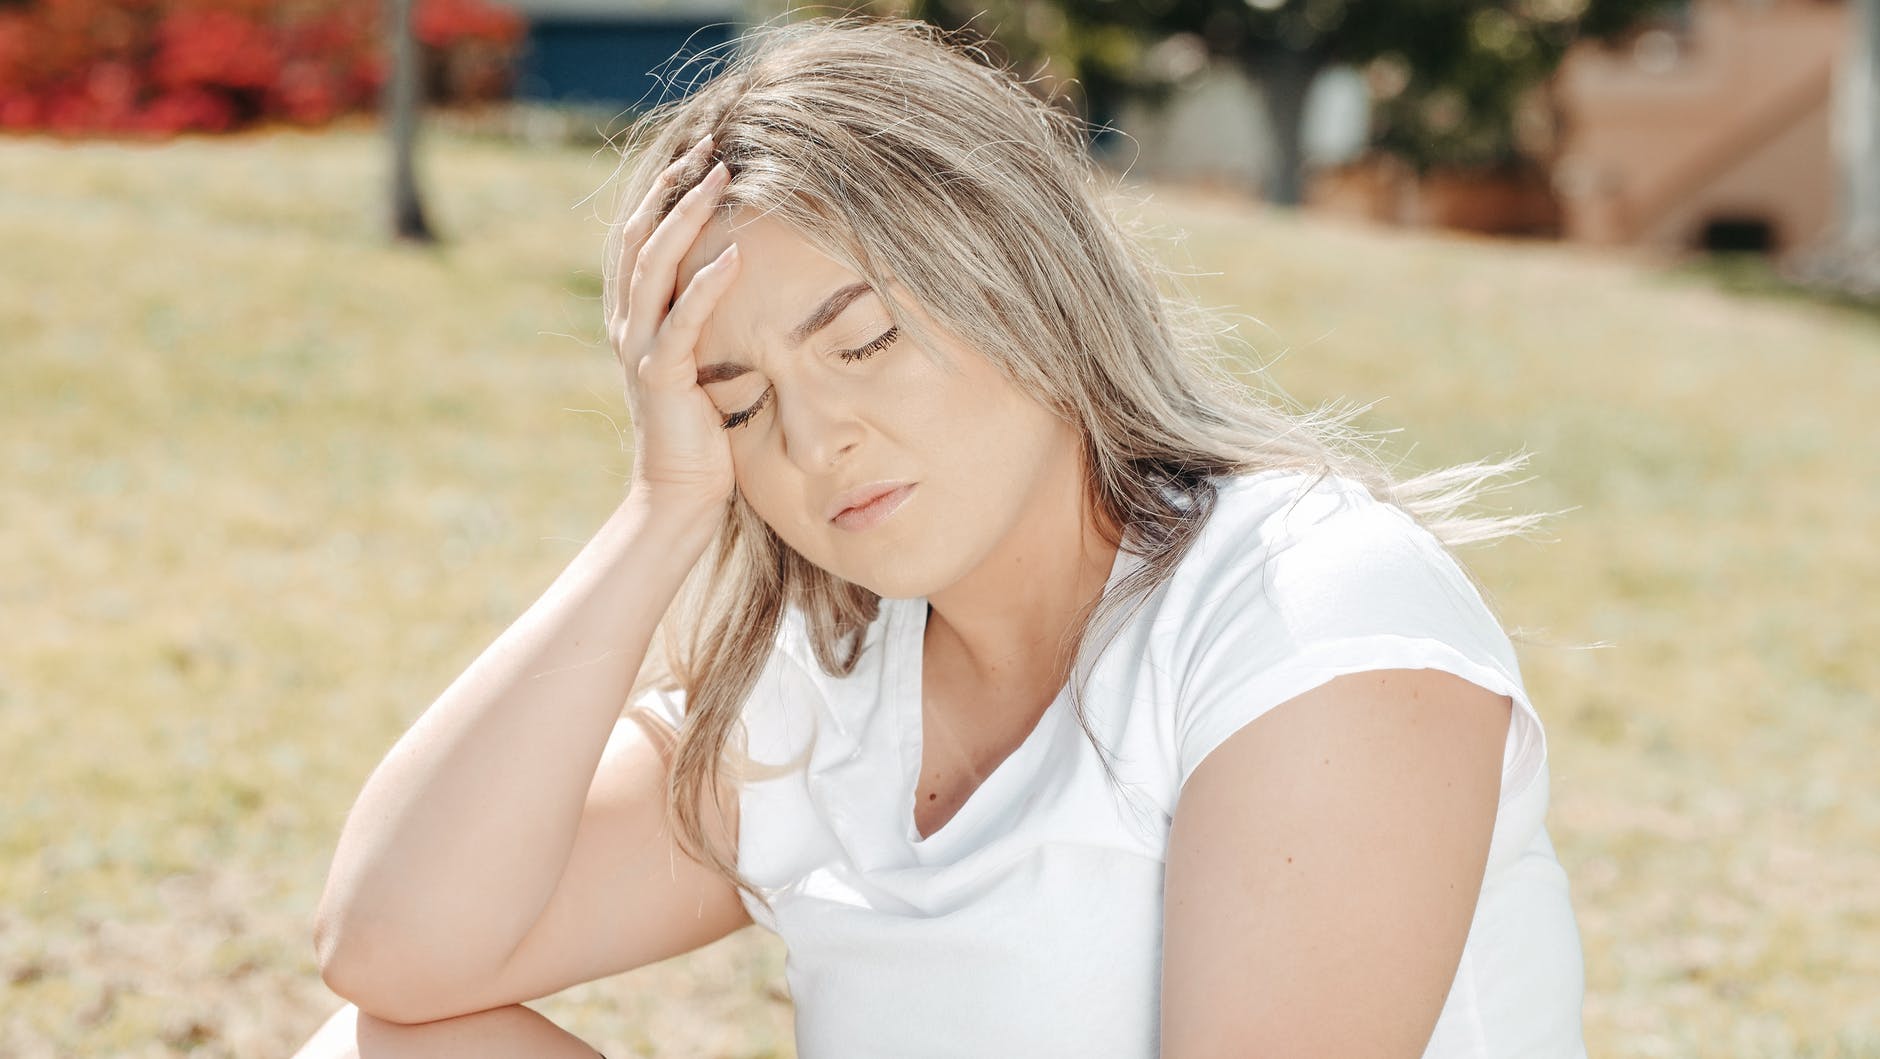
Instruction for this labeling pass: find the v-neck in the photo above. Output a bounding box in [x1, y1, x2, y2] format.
[892, 542, 1135, 851]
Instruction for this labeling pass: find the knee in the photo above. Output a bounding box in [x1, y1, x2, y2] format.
[290, 1002, 361, 1059]
[292, 1000, 601, 1058]
[291, 1002, 500, 1058]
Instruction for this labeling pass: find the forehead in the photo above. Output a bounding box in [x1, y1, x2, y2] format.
[676, 211, 865, 348]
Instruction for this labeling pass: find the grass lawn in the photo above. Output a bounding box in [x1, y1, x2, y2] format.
[2, 120, 1875, 1057]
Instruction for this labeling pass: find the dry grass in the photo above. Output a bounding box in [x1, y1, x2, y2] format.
[1, 122, 1874, 1057]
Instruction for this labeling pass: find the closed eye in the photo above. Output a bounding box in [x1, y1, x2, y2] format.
[720, 326, 900, 430]
[838, 324, 899, 363]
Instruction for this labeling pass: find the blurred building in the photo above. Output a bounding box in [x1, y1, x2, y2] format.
[494, 1, 1855, 267]
[1102, 0, 1855, 264]
[1550, 0, 1850, 263]
[504, 0, 746, 109]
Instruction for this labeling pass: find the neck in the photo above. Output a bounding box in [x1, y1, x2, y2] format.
[922, 462, 1122, 699]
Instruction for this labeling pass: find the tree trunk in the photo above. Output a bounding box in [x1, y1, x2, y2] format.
[386, 0, 435, 243]
[1246, 47, 1324, 208]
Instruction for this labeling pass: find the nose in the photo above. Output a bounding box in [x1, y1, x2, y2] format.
[778, 382, 864, 474]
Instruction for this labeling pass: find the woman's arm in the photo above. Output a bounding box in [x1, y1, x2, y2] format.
[1159, 667, 1510, 1057]
[314, 128, 747, 1015]
[311, 492, 719, 1003]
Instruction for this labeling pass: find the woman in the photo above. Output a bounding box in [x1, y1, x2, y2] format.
[297, 15, 1586, 1058]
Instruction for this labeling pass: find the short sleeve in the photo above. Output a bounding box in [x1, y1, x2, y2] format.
[614, 639, 818, 937]
[1172, 474, 1548, 811]
[623, 681, 688, 734]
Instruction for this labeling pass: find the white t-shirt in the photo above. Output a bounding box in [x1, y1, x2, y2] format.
[631, 468, 1587, 1057]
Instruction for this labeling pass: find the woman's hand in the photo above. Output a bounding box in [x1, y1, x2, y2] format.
[608, 133, 743, 514]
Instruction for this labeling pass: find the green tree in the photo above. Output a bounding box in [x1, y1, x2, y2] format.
[898, 0, 1671, 206]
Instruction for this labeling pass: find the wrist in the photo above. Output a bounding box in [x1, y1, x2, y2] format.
[618, 486, 727, 549]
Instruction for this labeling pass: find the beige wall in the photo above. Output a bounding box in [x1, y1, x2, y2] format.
[1638, 92, 1837, 255]
[1550, 0, 1848, 261]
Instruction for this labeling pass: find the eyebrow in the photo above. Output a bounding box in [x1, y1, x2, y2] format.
[696, 281, 876, 385]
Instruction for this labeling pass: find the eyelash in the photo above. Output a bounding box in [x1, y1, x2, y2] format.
[720, 326, 900, 431]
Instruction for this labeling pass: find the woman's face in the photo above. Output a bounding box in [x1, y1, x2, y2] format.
[673, 209, 1081, 600]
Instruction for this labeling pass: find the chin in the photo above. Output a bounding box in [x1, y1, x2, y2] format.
[827, 561, 938, 603]
[862, 577, 937, 603]
[820, 544, 959, 602]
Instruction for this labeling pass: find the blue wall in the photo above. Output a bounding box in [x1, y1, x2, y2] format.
[514, 17, 740, 109]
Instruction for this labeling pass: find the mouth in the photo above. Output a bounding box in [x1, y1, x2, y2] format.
[830, 482, 916, 532]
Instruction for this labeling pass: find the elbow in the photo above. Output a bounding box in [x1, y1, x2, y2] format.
[312, 899, 376, 995]
[313, 914, 384, 1020]
[311, 904, 346, 981]
[313, 913, 444, 1026]
[317, 952, 445, 1026]
[311, 867, 461, 1023]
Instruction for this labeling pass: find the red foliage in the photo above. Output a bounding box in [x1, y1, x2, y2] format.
[414, 0, 522, 49]
[152, 8, 281, 93]
[136, 85, 237, 133]
[0, 0, 524, 137]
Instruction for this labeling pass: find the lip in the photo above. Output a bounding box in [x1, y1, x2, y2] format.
[827, 481, 916, 530]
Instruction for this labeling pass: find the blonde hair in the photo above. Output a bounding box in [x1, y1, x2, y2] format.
[597, 13, 1555, 918]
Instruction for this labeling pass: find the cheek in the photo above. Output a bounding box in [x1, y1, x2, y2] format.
[731, 456, 782, 516]
[900, 343, 1050, 457]
[874, 339, 992, 438]
[732, 454, 820, 548]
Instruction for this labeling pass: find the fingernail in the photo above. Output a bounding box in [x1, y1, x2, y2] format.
[694, 132, 714, 153]
[708, 161, 728, 183]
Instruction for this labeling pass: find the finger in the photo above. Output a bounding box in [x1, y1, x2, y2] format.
[644, 242, 740, 387]
[624, 160, 731, 352]
[612, 134, 712, 322]
[625, 159, 729, 341]
[610, 133, 714, 325]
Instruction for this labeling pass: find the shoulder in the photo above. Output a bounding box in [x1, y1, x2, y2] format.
[730, 602, 900, 774]
[1167, 468, 1479, 643]
[622, 606, 832, 743]
[1196, 467, 1433, 560]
